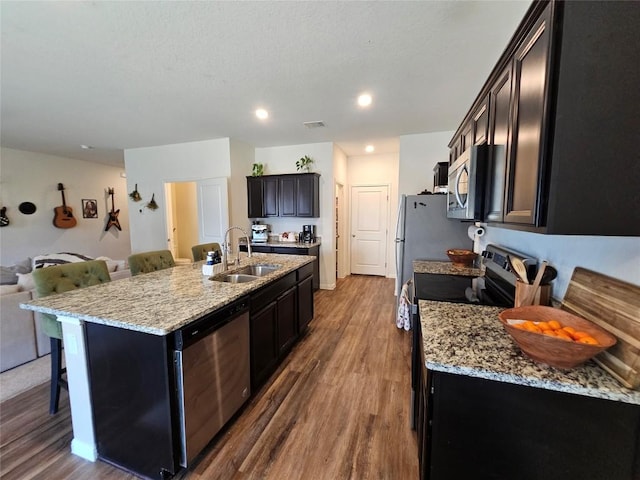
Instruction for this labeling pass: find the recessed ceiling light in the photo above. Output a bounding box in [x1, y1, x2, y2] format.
[357, 93, 372, 107]
[80, 144, 93, 150]
[255, 109, 269, 120]
[365, 145, 375, 153]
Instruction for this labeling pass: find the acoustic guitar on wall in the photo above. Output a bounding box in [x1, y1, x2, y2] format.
[53, 183, 77, 228]
[105, 188, 121, 231]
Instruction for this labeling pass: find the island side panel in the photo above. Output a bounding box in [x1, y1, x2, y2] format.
[85, 322, 180, 479]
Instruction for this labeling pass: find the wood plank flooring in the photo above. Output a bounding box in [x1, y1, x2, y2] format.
[0, 275, 418, 479]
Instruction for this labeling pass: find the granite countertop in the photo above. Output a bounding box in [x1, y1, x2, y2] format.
[21, 253, 314, 336]
[418, 299, 640, 405]
[413, 259, 483, 277]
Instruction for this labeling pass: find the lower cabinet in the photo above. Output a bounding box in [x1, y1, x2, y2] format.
[243, 244, 320, 290]
[249, 264, 315, 391]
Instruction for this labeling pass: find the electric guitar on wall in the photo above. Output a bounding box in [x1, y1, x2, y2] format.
[105, 188, 121, 231]
[53, 183, 77, 228]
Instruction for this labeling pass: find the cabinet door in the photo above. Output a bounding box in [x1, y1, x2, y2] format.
[461, 123, 473, 153]
[296, 175, 317, 217]
[485, 67, 513, 222]
[297, 275, 314, 333]
[250, 301, 278, 389]
[279, 176, 297, 217]
[263, 177, 279, 217]
[276, 286, 297, 354]
[504, 5, 551, 225]
[246, 177, 264, 218]
[472, 96, 489, 145]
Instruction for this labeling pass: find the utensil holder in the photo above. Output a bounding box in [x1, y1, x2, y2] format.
[514, 280, 550, 307]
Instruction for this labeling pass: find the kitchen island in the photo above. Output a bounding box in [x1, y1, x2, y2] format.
[21, 253, 315, 479]
[415, 300, 640, 480]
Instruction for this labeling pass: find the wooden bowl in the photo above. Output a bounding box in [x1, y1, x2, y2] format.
[446, 249, 478, 267]
[498, 306, 617, 369]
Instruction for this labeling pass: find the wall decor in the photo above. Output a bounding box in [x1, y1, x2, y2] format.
[18, 202, 37, 215]
[105, 188, 122, 231]
[146, 193, 158, 211]
[129, 183, 142, 202]
[82, 199, 98, 218]
[0, 207, 9, 226]
[53, 183, 77, 229]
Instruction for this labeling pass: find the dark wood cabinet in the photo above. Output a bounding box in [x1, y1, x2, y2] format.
[263, 177, 279, 217]
[471, 96, 489, 146]
[247, 176, 279, 218]
[276, 286, 297, 354]
[503, 4, 551, 225]
[246, 173, 319, 218]
[449, 0, 640, 235]
[485, 67, 512, 223]
[249, 301, 278, 389]
[297, 273, 314, 333]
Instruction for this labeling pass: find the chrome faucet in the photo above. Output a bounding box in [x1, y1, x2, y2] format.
[222, 226, 252, 270]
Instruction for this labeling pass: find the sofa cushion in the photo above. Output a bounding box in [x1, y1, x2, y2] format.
[0, 285, 21, 295]
[0, 258, 32, 285]
[16, 272, 36, 292]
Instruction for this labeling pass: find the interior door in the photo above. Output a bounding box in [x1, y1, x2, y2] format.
[197, 178, 229, 246]
[350, 185, 389, 276]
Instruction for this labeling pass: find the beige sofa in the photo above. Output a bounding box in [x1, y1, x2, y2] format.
[0, 268, 130, 373]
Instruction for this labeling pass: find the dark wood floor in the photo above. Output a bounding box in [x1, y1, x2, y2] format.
[0, 275, 418, 479]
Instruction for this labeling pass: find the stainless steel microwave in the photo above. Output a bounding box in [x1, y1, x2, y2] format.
[447, 145, 488, 220]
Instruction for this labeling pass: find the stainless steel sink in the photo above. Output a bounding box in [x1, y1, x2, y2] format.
[215, 273, 259, 284]
[238, 264, 279, 277]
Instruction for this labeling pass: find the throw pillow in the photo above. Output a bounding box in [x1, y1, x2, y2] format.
[32, 252, 93, 269]
[95, 256, 119, 273]
[16, 272, 35, 291]
[0, 258, 32, 285]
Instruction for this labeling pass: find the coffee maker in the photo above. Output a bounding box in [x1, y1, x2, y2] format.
[302, 225, 316, 243]
[251, 222, 269, 243]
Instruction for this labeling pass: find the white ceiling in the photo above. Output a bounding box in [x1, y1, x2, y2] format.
[0, 1, 530, 167]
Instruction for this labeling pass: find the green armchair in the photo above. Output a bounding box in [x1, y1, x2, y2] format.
[191, 242, 222, 262]
[32, 260, 111, 414]
[128, 250, 175, 276]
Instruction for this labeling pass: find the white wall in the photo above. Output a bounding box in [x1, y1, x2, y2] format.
[478, 227, 640, 301]
[0, 148, 131, 265]
[255, 142, 335, 289]
[124, 139, 231, 253]
[399, 131, 454, 195]
[347, 152, 399, 278]
[229, 139, 254, 237]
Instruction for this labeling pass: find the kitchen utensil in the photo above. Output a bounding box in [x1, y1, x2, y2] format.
[525, 261, 547, 305]
[498, 306, 617, 369]
[562, 267, 640, 389]
[507, 255, 529, 284]
[540, 265, 557, 285]
[446, 249, 478, 267]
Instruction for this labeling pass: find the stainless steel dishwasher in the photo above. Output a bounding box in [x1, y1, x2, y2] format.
[174, 297, 251, 467]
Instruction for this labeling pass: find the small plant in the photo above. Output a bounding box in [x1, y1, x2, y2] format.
[296, 155, 314, 173]
[252, 163, 264, 176]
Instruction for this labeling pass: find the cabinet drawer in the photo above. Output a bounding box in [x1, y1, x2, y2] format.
[297, 262, 314, 281]
[250, 272, 297, 313]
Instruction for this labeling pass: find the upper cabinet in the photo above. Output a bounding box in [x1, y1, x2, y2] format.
[246, 173, 320, 218]
[450, 0, 640, 235]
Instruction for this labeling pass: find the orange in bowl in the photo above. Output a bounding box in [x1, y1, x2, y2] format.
[498, 306, 617, 369]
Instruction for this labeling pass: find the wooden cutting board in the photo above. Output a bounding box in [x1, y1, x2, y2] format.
[562, 267, 640, 390]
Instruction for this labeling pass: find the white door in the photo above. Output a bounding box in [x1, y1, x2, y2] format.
[350, 185, 389, 276]
[197, 178, 229, 245]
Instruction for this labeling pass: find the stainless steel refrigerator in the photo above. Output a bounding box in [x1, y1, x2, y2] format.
[395, 194, 471, 295]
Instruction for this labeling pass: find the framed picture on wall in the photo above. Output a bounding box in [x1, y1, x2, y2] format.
[82, 199, 98, 218]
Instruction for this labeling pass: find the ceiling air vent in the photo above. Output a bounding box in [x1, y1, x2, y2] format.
[303, 121, 326, 129]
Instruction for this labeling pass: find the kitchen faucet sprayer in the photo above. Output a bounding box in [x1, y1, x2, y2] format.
[222, 226, 252, 270]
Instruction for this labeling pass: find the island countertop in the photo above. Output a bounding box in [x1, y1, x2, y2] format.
[413, 259, 483, 277]
[419, 299, 640, 405]
[21, 253, 314, 336]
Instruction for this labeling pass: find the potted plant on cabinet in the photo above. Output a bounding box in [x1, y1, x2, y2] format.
[296, 155, 314, 173]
